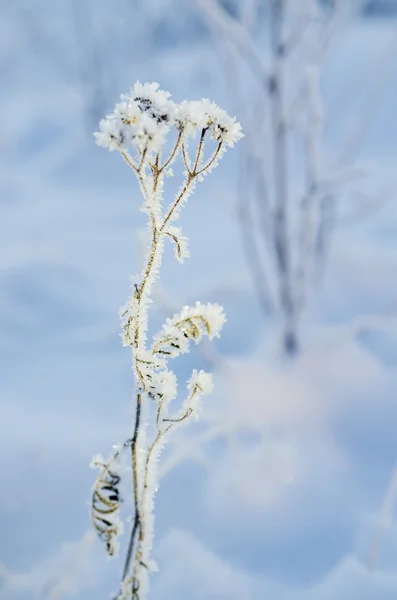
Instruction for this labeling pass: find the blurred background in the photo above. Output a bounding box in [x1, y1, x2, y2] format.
[2, 0, 397, 598]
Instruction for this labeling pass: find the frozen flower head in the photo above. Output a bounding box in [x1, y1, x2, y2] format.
[94, 82, 243, 160]
[177, 99, 243, 147]
[94, 117, 127, 152]
[127, 81, 176, 124]
[94, 81, 174, 156]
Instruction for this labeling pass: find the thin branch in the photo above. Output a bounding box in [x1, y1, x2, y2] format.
[295, 65, 323, 313]
[286, 0, 355, 128]
[203, 10, 275, 314]
[195, 141, 222, 176]
[236, 160, 275, 316]
[121, 394, 142, 581]
[240, 0, 260, 33]
[120, 170, 163, 585]
[160, 175, 194, 232]
[193, 128, 207, 174]
[181, 143, 192, 175]
[269, 0, 297, 352]
[121, 150, 138, 173]
[137, 148, 148, 172]
[159, 130, 183, 173]
[163, 410, 192, 424]
[196, 0, 270, 82]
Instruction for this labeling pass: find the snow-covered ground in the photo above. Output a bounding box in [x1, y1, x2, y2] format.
[2, 3, 397, 599]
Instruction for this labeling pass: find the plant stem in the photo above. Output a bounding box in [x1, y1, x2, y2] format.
[268, 0, 297, 355]
[121, 168, 162, 589]
[118, 129, 222, 595]
[160, 175, 194, 232]
[121, 393, 142, 581]
[193, 128, 207, 173]
[159, 131, 182, 173]
[195, 142, 222, 176]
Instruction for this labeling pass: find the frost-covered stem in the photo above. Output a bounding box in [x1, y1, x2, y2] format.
[203, 7, 275, 315]
[121, 163, 164, 591]
[123, 145, 225, 588]
[158, 134, 219, 234]
[133, 389, 200, 589]
[131, 389, 201, 593]
[137, 216, 159, 321]
[121, 150, 138, 173]
[269, 0, 297, 355]
[123, 225, 160, 590]
[193, 127, 207, 173]
[196, 0, 269, 81]
[122, 393, 142, 582]
[137, 166, 162, 308]
[296, 67, 323, 314]
[286, 0, 352, 127]
[138, 148, 148, 172]
[132, 428, 168, 587]
[159, 131, 182, 173]
[160, 175, 194, 233]
[181, 143, 191, 175]
[122, 164, 206, 595]
[195, 141, 222, 176]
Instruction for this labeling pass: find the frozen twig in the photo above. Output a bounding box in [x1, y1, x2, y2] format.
[90, 82, 242, 599]
[201, 2, 275, 314]
[198, 0, 390, 356]
[268, 0, 297, 354]
[196, 0, 270, 82]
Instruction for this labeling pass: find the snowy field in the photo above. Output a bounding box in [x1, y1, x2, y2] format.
[2, 2, 397, 599]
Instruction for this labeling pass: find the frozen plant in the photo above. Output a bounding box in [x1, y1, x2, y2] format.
[90, 82, 242, 599]
[199, 0, 394, 356]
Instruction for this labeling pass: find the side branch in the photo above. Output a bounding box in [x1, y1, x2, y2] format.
[160, 176, 194, 232]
